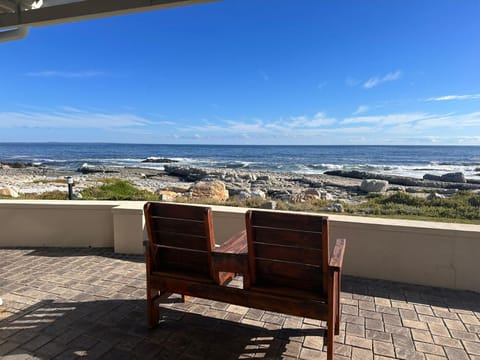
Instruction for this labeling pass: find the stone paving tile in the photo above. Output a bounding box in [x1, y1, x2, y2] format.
[1, 247, 479, 359]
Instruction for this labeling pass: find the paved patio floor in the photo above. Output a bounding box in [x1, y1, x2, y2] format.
[1, 248, 479, 359]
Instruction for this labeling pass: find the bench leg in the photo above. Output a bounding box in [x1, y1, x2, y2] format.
[147, 288, 160, 328]
[327, 271, 338, 360]
[335, 271, 342, 335]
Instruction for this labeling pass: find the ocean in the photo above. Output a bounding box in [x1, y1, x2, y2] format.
[1, 143, 480, 180]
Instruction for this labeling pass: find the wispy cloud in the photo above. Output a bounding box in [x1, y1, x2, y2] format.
[363, 70, 402, 89]
[317, 81, 327, 89]
[426, 93, 480, 101]
[0, 108, 152, 128]
[177, 110, 480, 145]
[353, 105, 369, 115]
[25, 70, 108, 78]
[342, 112, 431, 125]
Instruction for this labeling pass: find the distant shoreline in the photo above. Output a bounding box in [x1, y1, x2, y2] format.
[1, 163, 479, 202]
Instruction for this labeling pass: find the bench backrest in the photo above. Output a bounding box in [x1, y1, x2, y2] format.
[144, 202, 215, 279]
[245, 210, 329, 296]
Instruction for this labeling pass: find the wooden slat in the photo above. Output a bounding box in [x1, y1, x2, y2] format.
[253, 227, 322, 249]
[148, 202, 210, 220]
[150, 231, 206, 251]
[255, 259, 322, 291]
[150, 217, 206, 237]
[155, 246, 209, 274]
[250, 211, 326, 233]
[150, 274, 329, 320]
[254, 243, 323, 266]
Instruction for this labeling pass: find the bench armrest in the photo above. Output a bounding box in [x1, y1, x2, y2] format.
[215, 229, 248, 254]
[328, 238, 346, 272]
[212, 230, 248, 274]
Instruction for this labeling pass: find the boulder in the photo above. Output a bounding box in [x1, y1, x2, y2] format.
[77, 163, 118, 174]
[190, 180, 229, 201]
[157, 190, 178, 202]
[260, 201, 277, 210]
[0, 186, 19, 198]
[267, 189, 291, 201]
[427, 192, 446, 200]
[424, 172, 466, 183]
[360, 179, 389, 193]
[303, 189, 321, 200]
[319, 191, 334, 201]
[251, 190, 266, 200]
[72, 192, 83, 200]
[441, 172, 466, 183]
[324, 203, 344, 213]
[164, 165, 208, 181]
[236, 191, 252, 201]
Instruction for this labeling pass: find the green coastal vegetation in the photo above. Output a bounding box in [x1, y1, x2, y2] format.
[3, 178, 479, 224]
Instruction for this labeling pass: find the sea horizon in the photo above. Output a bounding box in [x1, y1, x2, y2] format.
[1, 143, 480, 180]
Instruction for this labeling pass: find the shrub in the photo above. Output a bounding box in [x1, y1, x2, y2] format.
[81, 180, 157, 201]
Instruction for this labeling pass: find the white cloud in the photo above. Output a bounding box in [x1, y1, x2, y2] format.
[0, 108, 152, 128]
[426, 94, 480, 101]
[342, 112, 430, 125]
[25, 70, 107, 78]
[353, 105, 369, 115]
[363, 70, 402, 89]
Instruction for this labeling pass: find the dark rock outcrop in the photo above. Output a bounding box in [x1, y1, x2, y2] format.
[423, 172, 466, 183]
[0, 162, 34, 168]
[141, 158, 179, 164]
[325, 170, 480, 190]
[163, 165, 208, 181]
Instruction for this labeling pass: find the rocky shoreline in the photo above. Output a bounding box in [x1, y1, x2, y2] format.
[1, 161, 480, 207]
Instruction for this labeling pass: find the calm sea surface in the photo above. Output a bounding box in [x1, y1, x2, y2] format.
[1, 143, 480, 179]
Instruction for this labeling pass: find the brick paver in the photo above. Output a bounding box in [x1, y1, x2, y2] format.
[1, 248, 479, 359]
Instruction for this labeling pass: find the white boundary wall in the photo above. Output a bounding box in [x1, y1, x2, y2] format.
[0, 200, 479, 292]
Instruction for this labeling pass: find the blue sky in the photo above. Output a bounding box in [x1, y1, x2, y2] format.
[1, 0, 480, 145]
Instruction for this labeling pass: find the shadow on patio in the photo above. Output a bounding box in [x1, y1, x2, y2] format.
[1, 247, 480, 359]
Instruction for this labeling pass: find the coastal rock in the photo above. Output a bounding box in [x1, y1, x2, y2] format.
[141, 157, 178, 164]
[164, 165, 208, 181]
[236, 191, 252, 201]
[0, 186, 19, 198]
[267, 189, 291, 201]
[0, 162, 33, 169]
[360, 179, 389, 193]
[324, 203, 344, 213]
[423, 172, 466, 183]
[251, 189, 266, 199]
[260, 201, 277, 210]
[235, 189, 266, 200]
[78, 163, 118, 174]
[157, 190, 179, 201]
[303, 189, 321, 200]
[441, 172, 466, 183]
[387, 185, 406, 193]
[72, 192, 83, 200]
[427, 192, 446, 200]
[190, 180, 229, 201]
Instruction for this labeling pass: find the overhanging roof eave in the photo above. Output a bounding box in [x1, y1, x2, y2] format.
[0, 0, 216, 30]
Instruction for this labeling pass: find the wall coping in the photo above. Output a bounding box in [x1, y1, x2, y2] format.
[1, 200, 479, 233]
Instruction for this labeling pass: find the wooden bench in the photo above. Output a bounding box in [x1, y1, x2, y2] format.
[144, 203, 346, 360]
